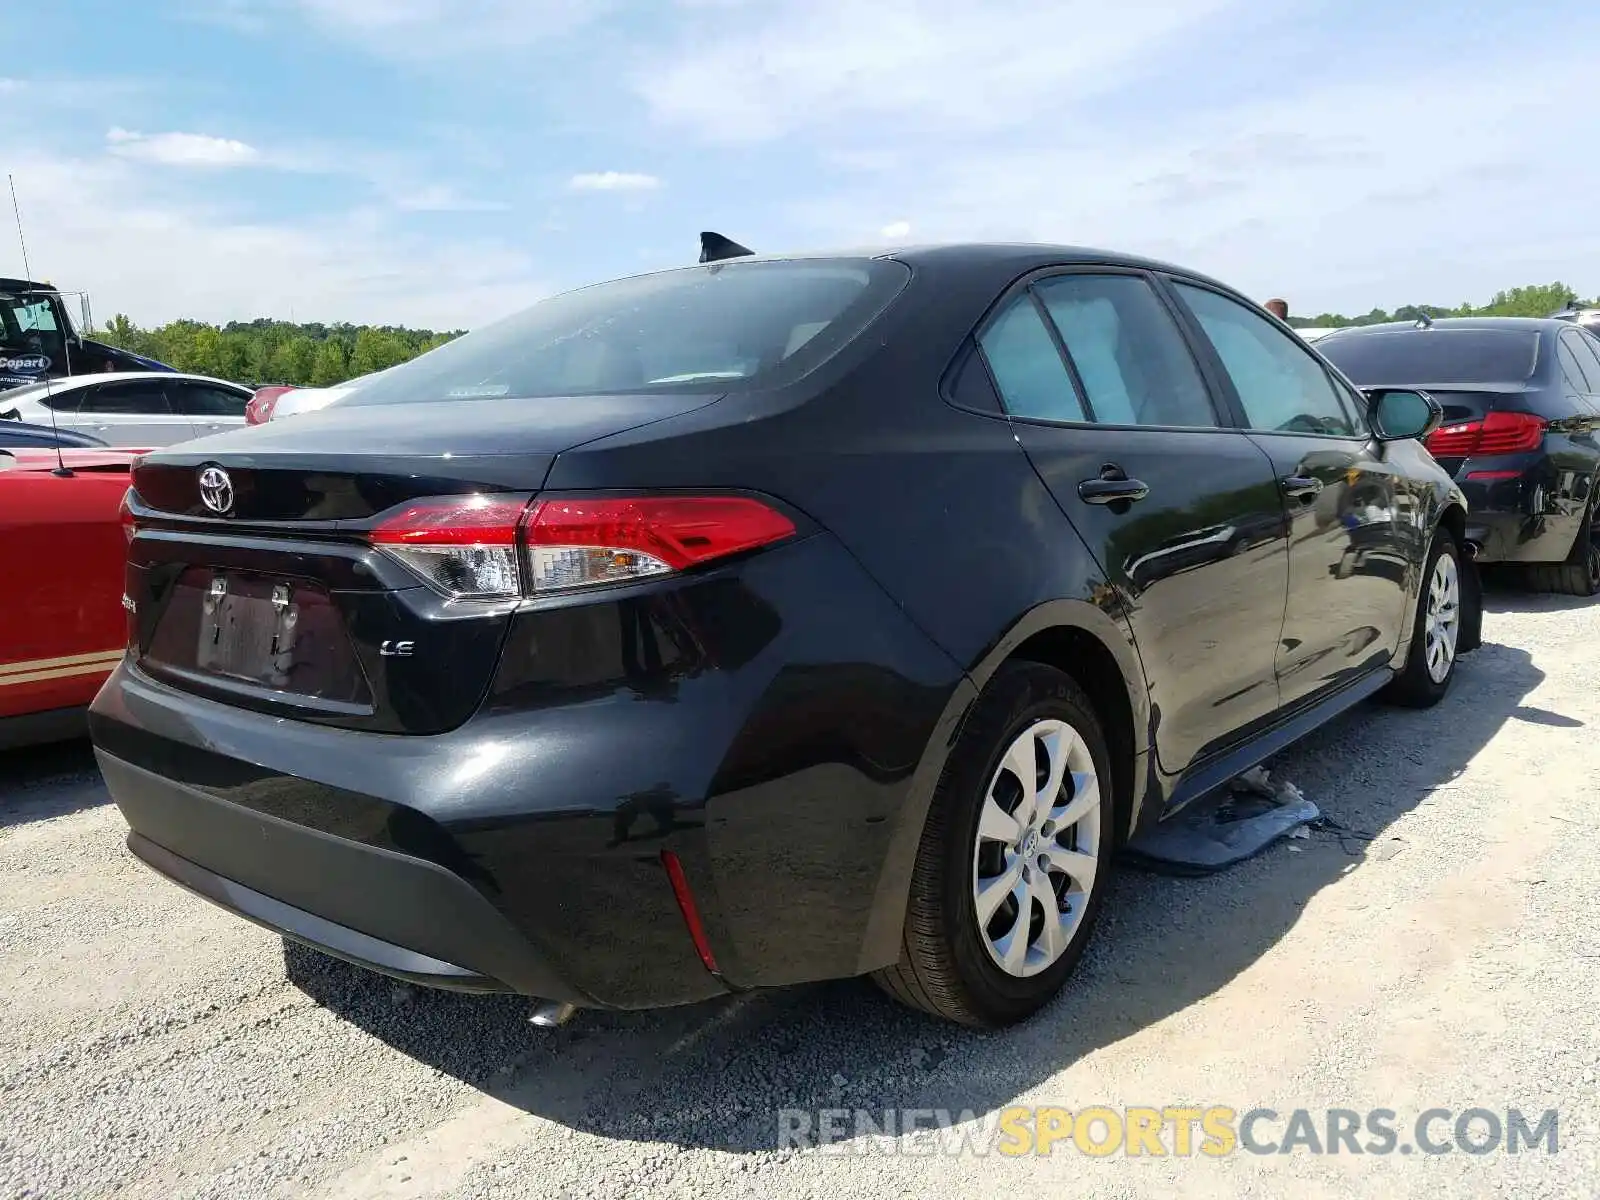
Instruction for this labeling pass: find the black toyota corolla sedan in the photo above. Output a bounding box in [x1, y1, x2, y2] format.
[92, 241, 1475, 1029]
[1318, 317, 1600, 595]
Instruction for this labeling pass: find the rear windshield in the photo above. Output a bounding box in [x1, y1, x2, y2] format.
[343, 258, 911, 405]
[1318, 329, 1541, 386]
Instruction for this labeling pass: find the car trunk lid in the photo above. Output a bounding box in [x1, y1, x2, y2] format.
[125, 392, 723, 734]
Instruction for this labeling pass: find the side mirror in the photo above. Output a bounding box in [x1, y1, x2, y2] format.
[1366, 388, 1442, 442]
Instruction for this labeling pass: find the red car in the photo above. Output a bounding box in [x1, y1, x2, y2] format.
[0, 446, 142, 748]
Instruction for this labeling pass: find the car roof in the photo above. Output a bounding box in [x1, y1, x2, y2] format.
[659, 240, 1245, 293]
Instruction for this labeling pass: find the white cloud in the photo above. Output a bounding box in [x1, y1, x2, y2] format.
[0, 150, 548, 329]
[780, 50, 1600, 314]
[636, 0, 1241, 143]
[107, 128, 261, 168]
[391, 184, 510, 212]
[567, 171, 661, 192]
[24, 3, 1600, 333]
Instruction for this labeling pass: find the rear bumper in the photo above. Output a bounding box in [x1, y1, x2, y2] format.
[127, 830, 513, 995]
[104, 751, 576, 998]
[1457, 461, 1588, 564]
[90, 531, 969, 1009]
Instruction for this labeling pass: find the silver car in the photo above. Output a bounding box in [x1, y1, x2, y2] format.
[0, 371, 253, 447]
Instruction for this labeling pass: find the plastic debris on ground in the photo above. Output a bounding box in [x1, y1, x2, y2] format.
[1122, 765, 1320, 875]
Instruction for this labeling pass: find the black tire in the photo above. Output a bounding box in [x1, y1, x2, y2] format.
[871, 661, 1116, 1028]
[1383, 529, 1464, 708]
[1527, 506, 1600, 597]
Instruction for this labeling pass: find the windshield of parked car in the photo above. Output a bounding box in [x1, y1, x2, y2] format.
[342, 258, 910, 405]
[1318, 329, 1541, 386]
[0, 292, 68, 370]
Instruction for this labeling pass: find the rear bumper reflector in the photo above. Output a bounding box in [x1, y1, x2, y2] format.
[661, 850, 720, 975]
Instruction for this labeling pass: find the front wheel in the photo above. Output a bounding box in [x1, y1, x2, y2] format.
[872, 662, 1115, 1028]
[1382, 529, 1463, 708]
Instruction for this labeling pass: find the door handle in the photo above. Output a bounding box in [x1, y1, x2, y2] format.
[1078, 465, 1150, 505]
[1281, 474, 1324, 501]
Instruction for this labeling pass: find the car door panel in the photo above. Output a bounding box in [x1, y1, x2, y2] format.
[1164, 279, 1413, 709]
[976, 270, 1289, 776]
[1015, 425, 1290, 768]
[1246, 435, 1418, 700]
[0, 467, 133, 720]
[78, 412, 194, 447]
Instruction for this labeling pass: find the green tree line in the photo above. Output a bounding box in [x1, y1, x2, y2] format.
[91, 315, 465, 388]
[86, 278, 1595, 388]
[1287, 282, 1591, 329]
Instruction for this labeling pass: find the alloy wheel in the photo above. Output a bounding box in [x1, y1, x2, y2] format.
[1424, 551, 1461, 684]
[971, 719, 1102, 978]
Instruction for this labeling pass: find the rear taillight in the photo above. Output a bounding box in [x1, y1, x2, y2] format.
[370, 495, 530, 599]
[369, 493, 796, 600]
[1422, 422, 1478, 457]
[1474, 411, 1548, 454]
[245, 386, 295, 425]
[1423, 410, 1546, 458]
[119, 489, 138, 644]
[119, 488, 136, 544]
[524, 496, 796, 592]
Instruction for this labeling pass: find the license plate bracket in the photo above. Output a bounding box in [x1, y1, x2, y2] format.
[195, 574, 301, 688]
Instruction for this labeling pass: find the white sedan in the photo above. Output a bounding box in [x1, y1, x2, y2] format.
[0, 371, 253, 447]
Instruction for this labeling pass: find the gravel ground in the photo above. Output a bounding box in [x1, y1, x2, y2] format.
[2, 586, 1597, 1199]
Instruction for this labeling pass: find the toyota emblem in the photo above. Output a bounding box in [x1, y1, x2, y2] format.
[198, 466, 235, 515]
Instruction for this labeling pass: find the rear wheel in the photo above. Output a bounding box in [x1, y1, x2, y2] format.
[872, 662, 1115, 1028]
[1527, 505, 1600, 597]
[1383, 529, 1463, 708]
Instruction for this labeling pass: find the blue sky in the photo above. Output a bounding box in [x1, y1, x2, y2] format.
[7, 1, 1600, 330]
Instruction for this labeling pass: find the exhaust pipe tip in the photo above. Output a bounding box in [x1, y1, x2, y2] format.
[529, 1000, 578, 1028]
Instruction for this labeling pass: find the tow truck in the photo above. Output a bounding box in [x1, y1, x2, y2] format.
[0, 277, 173, 393]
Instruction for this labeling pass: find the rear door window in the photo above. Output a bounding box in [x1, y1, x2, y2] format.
[1033, 274, 1219, 427]
[77, 381, 173, 415]
[976, 296, 1085, 423]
